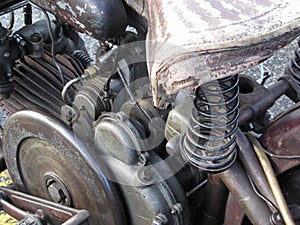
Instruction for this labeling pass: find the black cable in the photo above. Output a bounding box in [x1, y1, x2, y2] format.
[117, 65, 152, 121]
[8, 11, 14, 31]
[40, 8, 65, 85]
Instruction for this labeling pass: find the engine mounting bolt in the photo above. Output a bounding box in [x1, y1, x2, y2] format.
[141, 168, 153, 182]
[152, 213, 168, 225]
[170, 203, 183, 215]
[47, 182, 66, 203]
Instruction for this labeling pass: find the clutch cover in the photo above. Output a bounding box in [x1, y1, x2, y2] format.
[2, 109, 127, 225]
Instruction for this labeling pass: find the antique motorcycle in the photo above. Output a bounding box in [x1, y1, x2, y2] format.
[0, 0, 299, 225]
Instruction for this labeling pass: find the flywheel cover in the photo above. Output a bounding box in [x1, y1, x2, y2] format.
[3, 109, 127, 225]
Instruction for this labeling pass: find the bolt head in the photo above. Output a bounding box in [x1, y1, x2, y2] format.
[141, 168, 153, 181]
[47, 182, 66, 203]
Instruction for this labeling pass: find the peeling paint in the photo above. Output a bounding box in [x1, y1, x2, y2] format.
[30, 0, 127, 40]
[89, 4, 97, 13]
[75, 5, 86, 16]
[143, 0, 300, 105]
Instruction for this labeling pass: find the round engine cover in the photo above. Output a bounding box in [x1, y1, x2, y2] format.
[94, 112, 143, 165]
[3, 109, 127, 225]
[94, 111, 191, 225]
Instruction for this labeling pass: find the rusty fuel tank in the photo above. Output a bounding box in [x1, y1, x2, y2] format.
[260, 104, 300, 175]
[29, 0, 127, 41]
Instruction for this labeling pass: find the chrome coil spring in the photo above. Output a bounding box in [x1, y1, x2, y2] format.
[286, 39, 300, 83]
[180, 75, 239, 172]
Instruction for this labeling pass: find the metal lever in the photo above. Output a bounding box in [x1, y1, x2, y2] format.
[0, 187, 89, 225]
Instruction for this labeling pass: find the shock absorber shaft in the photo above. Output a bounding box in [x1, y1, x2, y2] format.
[180, 75, 239, 172]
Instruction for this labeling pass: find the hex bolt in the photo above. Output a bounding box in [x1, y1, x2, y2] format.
[152, 213, 168, 225]
[170, 203, 183, 215]
[141, 168, 154, 182]
[47, 181, 66, 203]
[44, 173, 72, 206]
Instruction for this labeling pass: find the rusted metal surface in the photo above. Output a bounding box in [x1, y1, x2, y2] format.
[260, 106, 300, 175]
[217, 161, 272, 225]
[249, 135, 296, 225]
[223, 194, 245, 225]
[29, 0, 127, 40]
[0, 187, 89, 225]
[3, 109, 128, 225]
[0, 192, 29, 221]
[221, 107, 300, 225]
[238, 76, 290, 126]
[236, 129, 277, 210]
[138, 0, 300, 105]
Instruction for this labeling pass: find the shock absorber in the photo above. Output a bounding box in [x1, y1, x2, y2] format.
[180, 75, 239, 172]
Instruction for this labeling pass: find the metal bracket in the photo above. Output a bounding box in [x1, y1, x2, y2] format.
[280, 75, 300, 102]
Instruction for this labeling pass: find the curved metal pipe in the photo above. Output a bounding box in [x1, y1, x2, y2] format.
[237, 129, 277, 211]
[249, 135, 295, 225]
[217, 161, 273, 225]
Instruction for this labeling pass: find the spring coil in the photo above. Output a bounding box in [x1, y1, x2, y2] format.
[180, 75, 239, 172]
[72, 50, 94, 68]
[286, 39, 300, 83]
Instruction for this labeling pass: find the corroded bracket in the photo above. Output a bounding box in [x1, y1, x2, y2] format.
[0, 187, 89, 225]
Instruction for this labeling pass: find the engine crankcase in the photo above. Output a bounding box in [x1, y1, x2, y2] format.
[94, 111, 191, 225]
[3, 109, 127, 225]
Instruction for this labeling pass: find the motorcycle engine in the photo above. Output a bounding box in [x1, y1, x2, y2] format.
[0, 16, 207, 225]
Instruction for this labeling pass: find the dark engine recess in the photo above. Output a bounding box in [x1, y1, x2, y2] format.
[0, 49, 84, 118]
